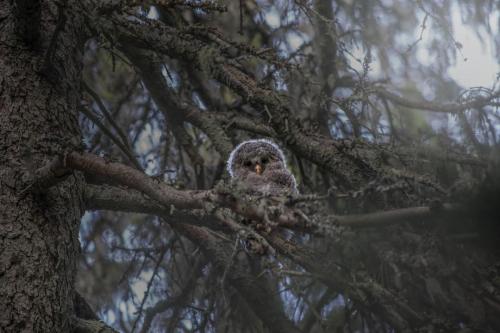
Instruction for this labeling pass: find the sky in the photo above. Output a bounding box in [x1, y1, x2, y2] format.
[447, 7, 499, 88]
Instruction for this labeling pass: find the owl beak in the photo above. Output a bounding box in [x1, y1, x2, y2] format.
[255, 163, 263, 175]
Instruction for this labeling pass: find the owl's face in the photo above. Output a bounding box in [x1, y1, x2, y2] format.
[227, 139, 285, 178]
[227, 139, 297, 195]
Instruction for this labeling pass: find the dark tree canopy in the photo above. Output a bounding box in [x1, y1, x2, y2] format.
[1, 1, 500, 332]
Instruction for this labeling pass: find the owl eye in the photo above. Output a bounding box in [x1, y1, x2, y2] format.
[261, 157, 269, 164]
[244, 161, 252, 167]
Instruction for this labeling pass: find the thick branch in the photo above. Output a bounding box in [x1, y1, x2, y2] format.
[71, 152, 297, 232]
[19, 150, 458, 235]
[84, 180, 458, 236]
[84, 184, 166, 215]
[66, 152, 211, 210]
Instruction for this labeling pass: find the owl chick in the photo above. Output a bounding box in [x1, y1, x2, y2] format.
[227, 139, 298, 196]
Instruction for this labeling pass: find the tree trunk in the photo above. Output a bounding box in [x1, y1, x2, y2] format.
[0, 1, 86, 331]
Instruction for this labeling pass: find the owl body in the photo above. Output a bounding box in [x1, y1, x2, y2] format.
[227, 139, 297, 196]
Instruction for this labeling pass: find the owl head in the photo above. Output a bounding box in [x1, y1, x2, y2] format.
[226, 139, 297, 195]
[227, 139, 286, 177]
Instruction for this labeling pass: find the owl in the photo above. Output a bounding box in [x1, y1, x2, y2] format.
[227, 139, 298, 196]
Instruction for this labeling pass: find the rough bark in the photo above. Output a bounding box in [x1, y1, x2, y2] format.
[0, 1, 86, 331]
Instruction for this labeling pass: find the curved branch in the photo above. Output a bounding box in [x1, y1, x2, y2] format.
[17, 150, 459, 237]
[66, 152, 211, 210]
[84, 180, 458, 236]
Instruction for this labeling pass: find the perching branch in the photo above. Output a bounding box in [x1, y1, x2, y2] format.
[16, 151, 457, 236]
[82, 176, 458, 233]
[66, 152, 211, 210]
